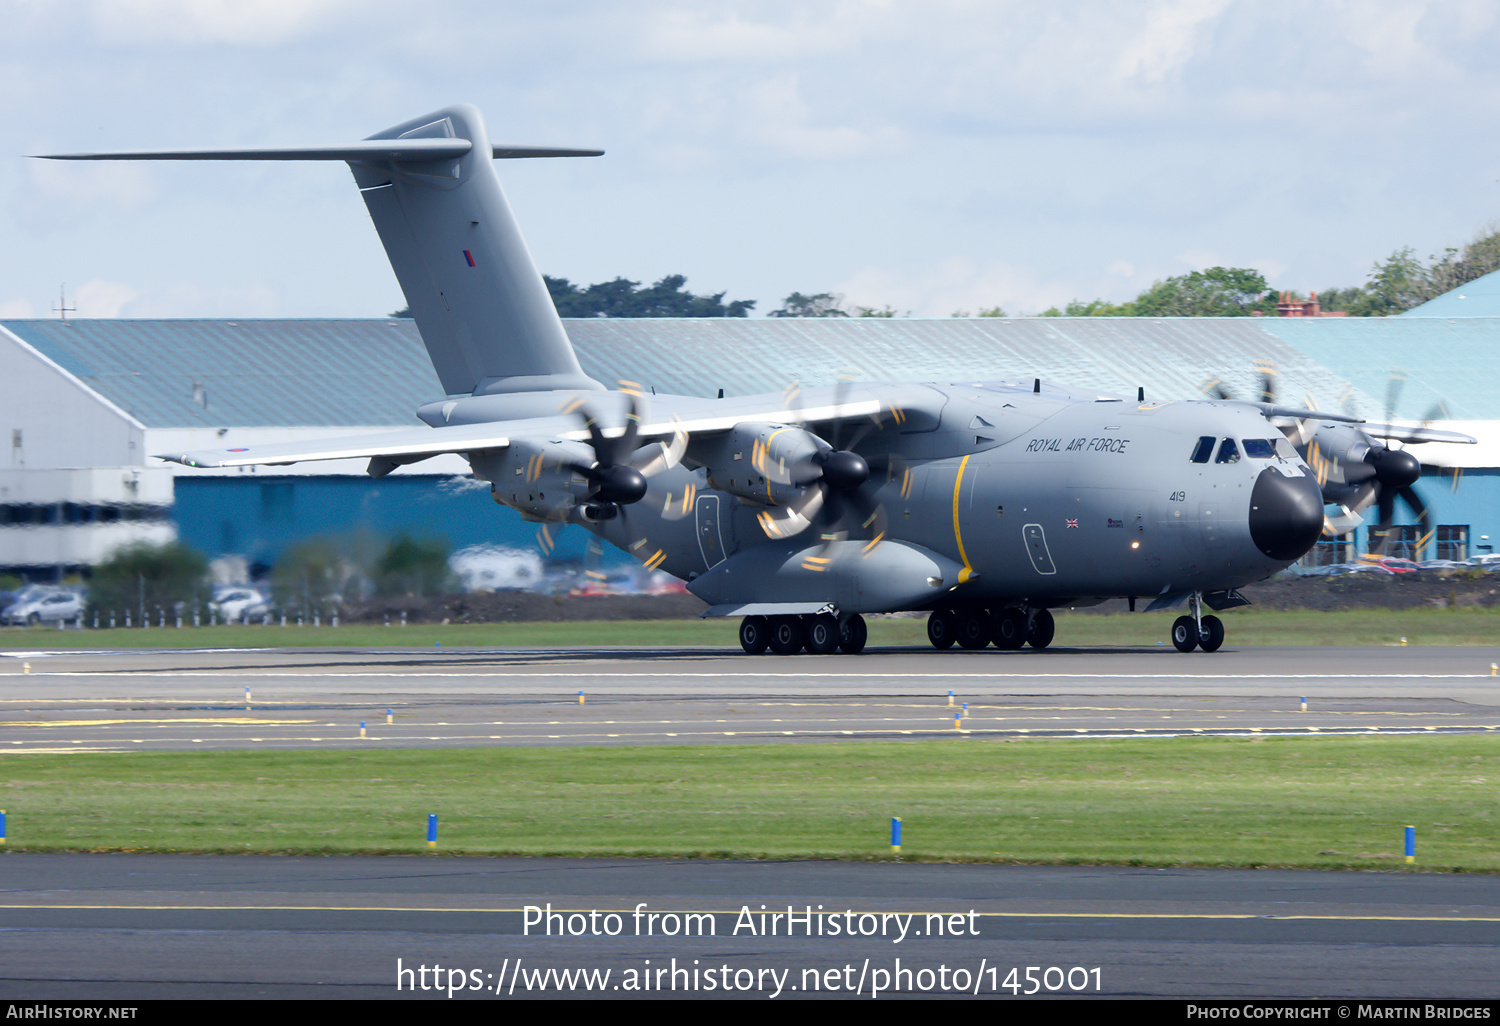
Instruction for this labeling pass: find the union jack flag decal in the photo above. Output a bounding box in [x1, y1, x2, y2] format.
[1065, 518, 1078, 528]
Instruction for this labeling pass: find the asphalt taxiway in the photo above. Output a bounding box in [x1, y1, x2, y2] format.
[3, 854, 1500, 999]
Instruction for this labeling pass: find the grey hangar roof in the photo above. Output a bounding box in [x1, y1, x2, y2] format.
[3, 315, 1494, 429]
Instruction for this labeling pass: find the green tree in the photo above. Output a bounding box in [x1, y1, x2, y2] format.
[1416, 224, 1500, 304]
[1040, 298, 1135, 317]
[1130, 267, 1271, 317]
[1320, 223, 1500, 316]
[89, 541, 210, 620]
[270, 536, 371, 619]
[544, 275, 754, 317]
[374, 534, 454, 597]
[769, 292, 849, 317]
[1359, 246, 1431, 315]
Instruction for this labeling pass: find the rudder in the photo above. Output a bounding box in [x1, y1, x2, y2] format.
[352, 104, 603, 396]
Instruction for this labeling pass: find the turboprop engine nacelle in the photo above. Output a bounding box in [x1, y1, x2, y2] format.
[700, 422, 825, 506]
[1301, 421, 1420, 506]
[471, 438, 596, 521]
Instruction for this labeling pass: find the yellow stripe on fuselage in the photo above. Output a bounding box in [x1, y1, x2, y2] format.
[952, 454, 975, 583]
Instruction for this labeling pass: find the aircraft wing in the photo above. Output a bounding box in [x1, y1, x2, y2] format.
[1357, 422, 1477, 445]
[156, 395, 888, 472]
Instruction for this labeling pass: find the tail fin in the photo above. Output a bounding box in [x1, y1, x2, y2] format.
[353, 105, 602, 396]
[37, 103, 605, 397]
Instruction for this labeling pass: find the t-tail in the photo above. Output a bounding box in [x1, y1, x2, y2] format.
[37, 103, 605, 398]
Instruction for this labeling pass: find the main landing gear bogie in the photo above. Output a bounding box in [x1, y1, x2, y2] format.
[740, 613, 868, 655]
[925, 605, 1055, 652]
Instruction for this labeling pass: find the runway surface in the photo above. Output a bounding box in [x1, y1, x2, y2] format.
[3, 642, 1500, 1000]
[3, 643, 1500, 751]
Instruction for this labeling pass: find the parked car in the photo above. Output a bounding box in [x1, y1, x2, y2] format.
[2, 589, 86, 626]
[209, 587, 272, 622]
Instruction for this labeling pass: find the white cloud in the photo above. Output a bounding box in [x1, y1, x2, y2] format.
[25, 159, 157, 211]
[1114, 0, 1229, 84]
[837, 256, 1077, 318]
[637, 1, 899, 63]
[0, 298, 37, 318]
[738, 74, 903, 159]
[73, 279, 140, 318]
[116, 282, 281, 318]
[86, 0, 361, 46]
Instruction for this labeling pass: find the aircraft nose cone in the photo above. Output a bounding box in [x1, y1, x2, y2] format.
[1248, 467, 1324, 562]
[1368, 447, 1421, 489]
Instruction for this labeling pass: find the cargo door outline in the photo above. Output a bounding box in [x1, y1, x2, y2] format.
[696, 493, 726, 569]
[1023, 523, 1057, 575]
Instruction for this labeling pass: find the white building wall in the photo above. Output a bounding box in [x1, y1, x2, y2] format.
[0, 327, 145, 470]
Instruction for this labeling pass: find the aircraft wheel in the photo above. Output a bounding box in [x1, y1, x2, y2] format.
[1171, 616, 1199, 653]
[768, 616, 806, 655]
[956, 610, 991, 650]
[992, 608, 1027, 650]
[927, 609, 957, 650]
[1026, 608, 1055, 650]
[805, 614, 841, 655]
[838, 614, 868, 654]
[739, 616, 770, 655]
[1198, 614, 1225, 653]
[26, 613, 39, 627]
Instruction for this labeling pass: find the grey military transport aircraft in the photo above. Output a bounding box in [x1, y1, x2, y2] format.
[41, 104, 1455, 655]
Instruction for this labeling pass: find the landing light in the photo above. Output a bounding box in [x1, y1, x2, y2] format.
[1131, 541, 1140, 549]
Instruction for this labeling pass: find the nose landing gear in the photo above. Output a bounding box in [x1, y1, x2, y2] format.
[1170, 592, 1225, 653]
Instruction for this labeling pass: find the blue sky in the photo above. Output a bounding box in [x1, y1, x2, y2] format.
[4, 0, 1499, 320]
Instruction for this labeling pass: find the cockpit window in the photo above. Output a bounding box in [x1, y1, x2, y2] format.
[1242, 439, 1276, 458]
[1189, 436, 1215, 463]
[1214, 438, 1240, 464]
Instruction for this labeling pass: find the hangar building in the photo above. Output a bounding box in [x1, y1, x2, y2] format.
[2, 313, 1494, 578]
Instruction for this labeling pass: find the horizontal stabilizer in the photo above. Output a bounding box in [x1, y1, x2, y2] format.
[37, 103, 607, 397]
[36, 141, 602, 162]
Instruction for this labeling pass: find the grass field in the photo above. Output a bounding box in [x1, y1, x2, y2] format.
[2, 606, 1499, 649]
[2, 735, 1496, 871]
